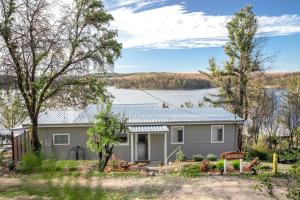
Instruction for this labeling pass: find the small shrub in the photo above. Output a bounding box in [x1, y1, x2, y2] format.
[216, 160, 224, 171]
[110, 159, 119, 169]
[20, 153, 42, 173]
[176, 150, 186, 162]
[193, 154, 204, 162]
[180, 164, 201, 177]
[208, 163, 217, 171]
[247, 149, 271, 161]
[207, 153, 217, 161]
[231, 160, 240, 170]
[56, 160, 79, 171]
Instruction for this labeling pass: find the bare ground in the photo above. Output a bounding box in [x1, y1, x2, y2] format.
[0, 175, 288, 200]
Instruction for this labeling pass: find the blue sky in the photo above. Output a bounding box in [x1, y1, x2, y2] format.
[103, 0, 300, 73]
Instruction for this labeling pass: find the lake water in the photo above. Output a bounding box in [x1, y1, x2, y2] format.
[107, 86, 219, 106]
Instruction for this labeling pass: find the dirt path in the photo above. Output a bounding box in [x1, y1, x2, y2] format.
[0, 175, 288, 200]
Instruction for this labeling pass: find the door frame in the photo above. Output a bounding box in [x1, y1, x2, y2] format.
[134, 134, 151, 161]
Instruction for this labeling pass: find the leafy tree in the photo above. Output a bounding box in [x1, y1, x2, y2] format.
[0, 0, 121, 153]
[201, 5, 266, 150]
[87, 102, 127, 171]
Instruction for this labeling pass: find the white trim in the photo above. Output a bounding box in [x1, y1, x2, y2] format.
[211, 125, 225, 143]
[116, 134, 129, 146]
[164, 133, 167, 165]
[131, 134, 134, 162]
[53, 133, 70, 145]
[148, 134, 151, 160]
[171, 126, 184, 145]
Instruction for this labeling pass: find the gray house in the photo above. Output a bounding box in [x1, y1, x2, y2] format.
[20, 103, 243, 164]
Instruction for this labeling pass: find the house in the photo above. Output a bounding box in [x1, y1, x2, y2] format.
[19, 103, 243, 164]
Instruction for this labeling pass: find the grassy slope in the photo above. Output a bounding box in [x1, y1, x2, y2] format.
[106, 72, 300, 90]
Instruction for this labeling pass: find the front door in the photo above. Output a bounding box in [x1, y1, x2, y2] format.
[137, 134, 148, 161]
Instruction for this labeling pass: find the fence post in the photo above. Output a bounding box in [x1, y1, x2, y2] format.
[11, 131, 15, 162]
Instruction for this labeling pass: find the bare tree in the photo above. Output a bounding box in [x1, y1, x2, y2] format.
[0, 0, 122, 153]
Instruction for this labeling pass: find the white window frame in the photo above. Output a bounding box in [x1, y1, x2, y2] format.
[211, 125, 224, 143]
[171, 126, 184, 144]
[117, 133, 129, 146]
[53, 133, 70, 145]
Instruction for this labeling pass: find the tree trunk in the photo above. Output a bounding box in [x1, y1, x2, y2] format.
[31, 116, 41, 154]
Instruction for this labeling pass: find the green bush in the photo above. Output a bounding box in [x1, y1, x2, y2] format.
[207, 153, 217, 161]
[277, 149, 300, 164]
[231, 160, 240, 170]
[20, 153, 42, 173]
[193, 154, 204, 162]
[180, 164, 201, 177]
[247, 149, 271, 161]
[288, 161, 300, 199]
[216, 160, 224, 171]
[208, 163, 217, 171]
[110, 160, 119, 169]
[176, 150, 187, 162]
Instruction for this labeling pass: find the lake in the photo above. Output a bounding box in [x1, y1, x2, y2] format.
[107, 86, 219, 106]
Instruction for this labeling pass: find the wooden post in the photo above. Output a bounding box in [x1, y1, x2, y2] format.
[240, 159, 243, 173]
[11, 131, 15, 161]
[224, 159, 227, 173]
[15, 136, 19, 161]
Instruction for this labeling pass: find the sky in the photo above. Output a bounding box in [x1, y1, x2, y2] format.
[102, 0, 300, 73]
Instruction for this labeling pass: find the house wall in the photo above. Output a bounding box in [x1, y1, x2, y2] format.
[166, 124, 237, 162]
[37, 123, 237, 162]
[38, 127, 131, 160]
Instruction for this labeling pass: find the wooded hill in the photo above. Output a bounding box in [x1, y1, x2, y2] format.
[106, 72, 300, 90]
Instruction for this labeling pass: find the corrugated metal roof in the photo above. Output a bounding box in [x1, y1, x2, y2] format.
[129, 125, 169, 133]
[22, 103, 243, 126]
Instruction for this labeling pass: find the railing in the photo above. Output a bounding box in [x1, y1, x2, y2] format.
[165, 146, 182, 176]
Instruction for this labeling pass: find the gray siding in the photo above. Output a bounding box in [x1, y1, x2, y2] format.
[38, 123, 237, 162]
[167, 124, 237, 161]
[38, 127, 131, 160]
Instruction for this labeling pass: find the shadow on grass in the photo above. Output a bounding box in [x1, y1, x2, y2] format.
[0, 176, 184, 200]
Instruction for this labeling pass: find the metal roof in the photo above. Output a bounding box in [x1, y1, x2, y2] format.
[22, 103, 243, 127]
[129, 125, 169, 133]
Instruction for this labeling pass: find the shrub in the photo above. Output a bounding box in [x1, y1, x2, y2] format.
[216, 160, 224, 171]
[20, 153, 42, 173]
[193, 154, 204, 162]
[208, 163, 217, 171]
[180, 164, 201, 177]
[110, 160, 119, 169]
[247, 149, 271, 161]
[207, 153, 217, 161]
[176, 150, 186, 162]
[0, 152, 4, 166]
[231, 160, 240, 170]
[277, 149, 300, 164]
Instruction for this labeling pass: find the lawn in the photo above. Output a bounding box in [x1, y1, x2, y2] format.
[0, 160, 292, 200]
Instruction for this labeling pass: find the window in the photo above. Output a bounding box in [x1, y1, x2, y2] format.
[117, 134, 129, 145]
[53, 134, 70, 145]
[211, 125, 224, 143]
[171, 126, 184, 144]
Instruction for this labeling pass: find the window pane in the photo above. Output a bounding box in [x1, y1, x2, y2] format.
[178, 130, 183, 142]
[54, 135, 69, 144]
[212, 126, 223, 142]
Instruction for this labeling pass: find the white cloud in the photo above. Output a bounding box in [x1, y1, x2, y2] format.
[109, 4, 300, 49]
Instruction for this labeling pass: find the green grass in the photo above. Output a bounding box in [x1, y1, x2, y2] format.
[0, 179, 160, 200]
